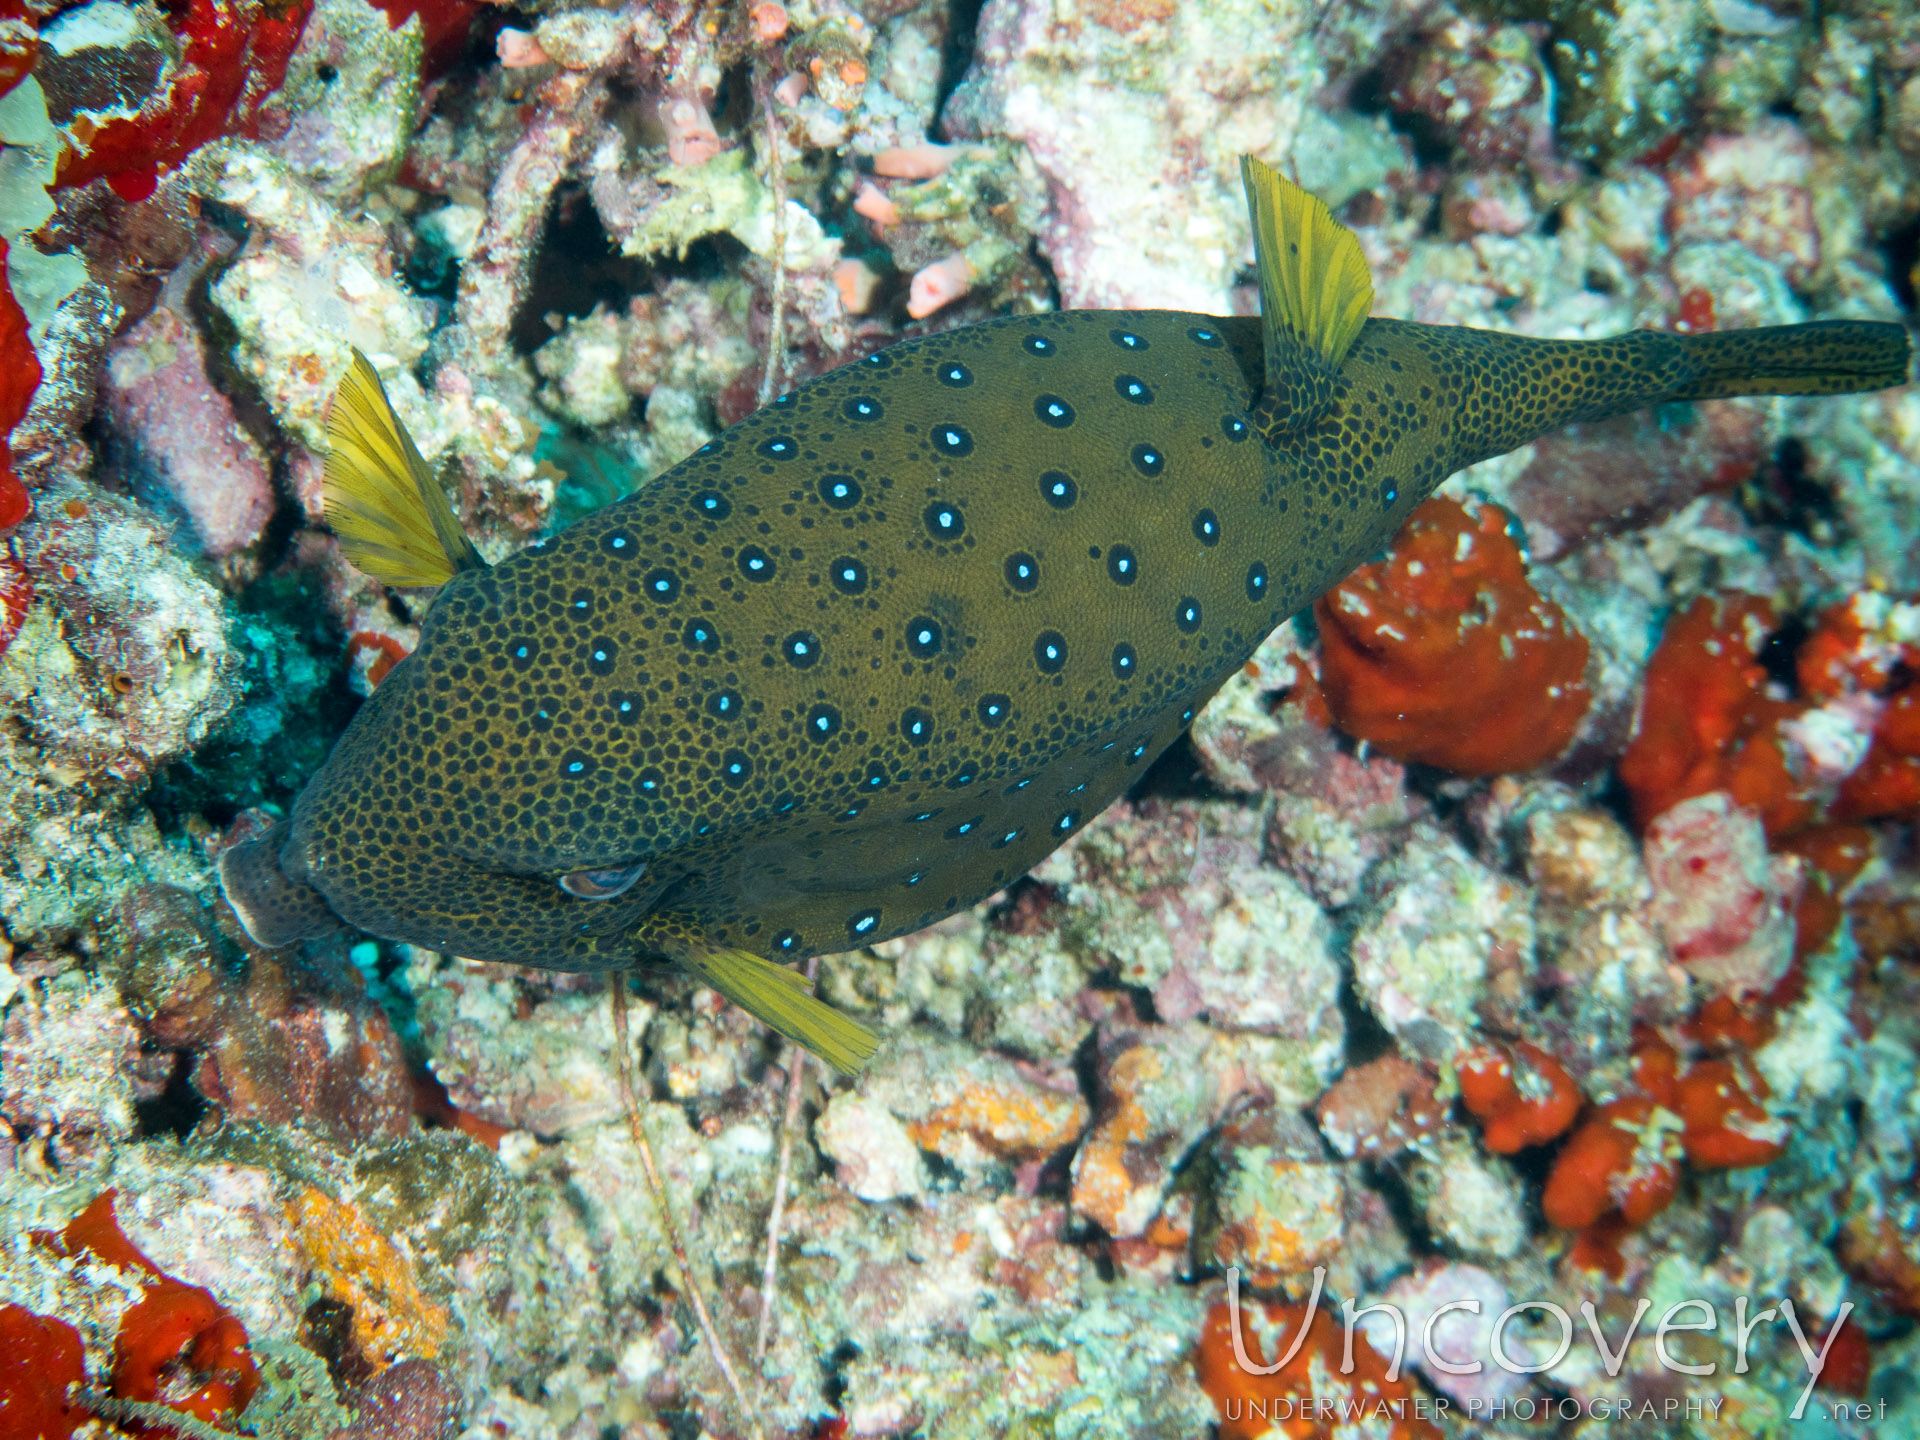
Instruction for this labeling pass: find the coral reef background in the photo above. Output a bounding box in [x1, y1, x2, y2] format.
[2, 0, 1920, 1435]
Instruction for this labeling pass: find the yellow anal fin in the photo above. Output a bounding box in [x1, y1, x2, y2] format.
[324, 349, 485, 587]
[1238, 154, 1375, 437]
[678, 944, 879, 1075]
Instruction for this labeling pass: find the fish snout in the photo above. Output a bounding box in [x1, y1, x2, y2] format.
[217, 820, 347, 947]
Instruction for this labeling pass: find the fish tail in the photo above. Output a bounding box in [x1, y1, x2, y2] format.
[1665, 320, 1911, 400]
[1428, 318, 1911, 474]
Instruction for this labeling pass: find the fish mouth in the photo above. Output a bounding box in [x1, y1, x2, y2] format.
[558, 861, 649, 900]
[217, 821, 346, 948]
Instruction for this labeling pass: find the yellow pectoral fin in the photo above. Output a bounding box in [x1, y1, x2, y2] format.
[678, 945, 880, 1075]
[324, 349, 485, 587]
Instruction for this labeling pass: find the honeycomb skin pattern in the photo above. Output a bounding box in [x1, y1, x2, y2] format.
[277, 311, 1910, 971]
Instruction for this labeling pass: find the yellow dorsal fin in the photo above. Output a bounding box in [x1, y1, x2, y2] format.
[324, 349, 485, 586]
[1240, 154, 1374, 370]
[678, 944, 879, 1074]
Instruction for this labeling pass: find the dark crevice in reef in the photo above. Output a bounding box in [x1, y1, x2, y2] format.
[1348, 62, 1457, 171]
[933, 0, 988, 125]
[1334, 962, 1397, 1070]
[715, 60, 754, 135]
[134, 1049, 208, 1140]
[147, 566, 362, 835]
[509, 185, 746, 356]
[1125, 731, 1215, 806]
[821, 1339, 862, 1413]
[1738, 436, 1843, 547]
[1024, 234, 1062, 315]
[1880, 211, 1918, 318]
[1757, 610, 1812, 695]
[509, 183, 654, 355]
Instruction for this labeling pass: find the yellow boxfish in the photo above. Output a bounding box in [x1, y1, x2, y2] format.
[220, 157, 1909, 1074]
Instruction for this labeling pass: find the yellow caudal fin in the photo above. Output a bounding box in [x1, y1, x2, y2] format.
[679, 945, 880, 1075]
[1239, 155, 1375, 436]
[324, 349, 484, 586]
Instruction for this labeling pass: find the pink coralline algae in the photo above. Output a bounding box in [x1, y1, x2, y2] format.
[1665, 120, 1822, 289]
[1644, 791, 1802, 1001]
[104, 305, 276, 560]
[1500, 397, 1767, 561]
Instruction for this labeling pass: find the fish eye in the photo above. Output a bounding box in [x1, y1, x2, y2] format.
[558, 861, 648, 900]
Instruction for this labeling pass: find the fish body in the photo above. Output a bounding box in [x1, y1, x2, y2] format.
[223, 159, 1911, 1072]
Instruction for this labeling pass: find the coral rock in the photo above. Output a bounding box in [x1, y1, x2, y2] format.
[286, 1186, 450, 1367]
[1071, 1024, 1217, 1238]
[0, 969, 141, 1159]
[335, 1357, 461, 1440]
[1348, 825, 1536, 1065]
[534, 307, 630, 428]
[1038, 798, 1346, 1053]
[9, 489, 242, 781]
[529, 11, 625, 72]
[1531, 0, 1710, 164]
[104, 304, 275, 558]
[406, 956, 645, 1135]
[1383, 18, 1549, 169]
[1502, 398, 1769, 562]
[1403, 1135, 1528, 1261]
[371, 0, 476, 76]
[196, 145, 435, 452]
[906, 1080, 1086, 1164]
[1187, 620, 1317, 796]
[945, 0, 1336, 312]
[1192, 625, 1420, 908]
[816, 1092, 925, 1202]
[260, 0, 425, 203]
[1359, 1263, 1525, 1406]
[1204, 1107, 1348, 1285]
[1522, 800, 1654, 926]
[110, 883, 414, 1141]
[1666, 119, 1821, 289]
